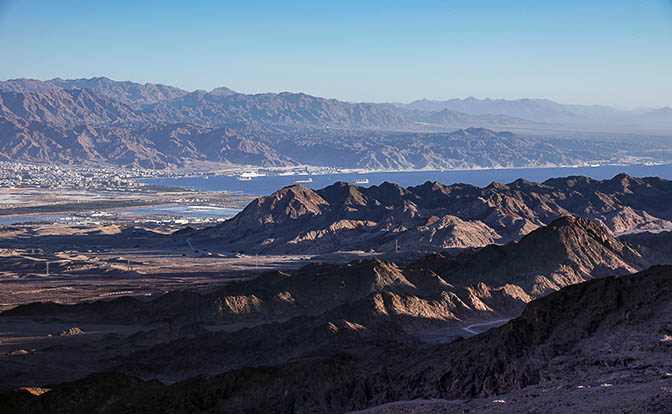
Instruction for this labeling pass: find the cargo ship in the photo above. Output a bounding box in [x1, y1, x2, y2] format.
[292, 177, 313, 184]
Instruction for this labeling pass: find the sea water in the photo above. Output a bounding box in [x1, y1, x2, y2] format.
[139, 164, 672, 197]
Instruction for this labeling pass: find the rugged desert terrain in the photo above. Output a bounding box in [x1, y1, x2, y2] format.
[0, 176, 671, 413]
[3, 2, 671, 410]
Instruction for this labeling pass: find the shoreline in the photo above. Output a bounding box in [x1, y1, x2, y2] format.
[136, 163, 672, 196]
[138, 160, 672, 180]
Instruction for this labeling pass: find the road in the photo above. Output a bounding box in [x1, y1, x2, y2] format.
[463, 318, 511, 335]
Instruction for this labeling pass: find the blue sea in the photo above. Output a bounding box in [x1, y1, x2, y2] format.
[140, 164, 672, 197]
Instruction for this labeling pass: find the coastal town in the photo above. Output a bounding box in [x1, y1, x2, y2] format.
[0, 162, 258, 228]
[0, 161, 167, 191]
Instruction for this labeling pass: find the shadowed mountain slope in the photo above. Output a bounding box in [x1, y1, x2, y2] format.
[154, 265, 672, 412]
[191, 216, 660, 329]
[0, 118, 295, 168]
[432, 216, 650, 295]
[0, 89, 145, 128]
[5, 216, 664, 343]
[5, 265, 671, 413]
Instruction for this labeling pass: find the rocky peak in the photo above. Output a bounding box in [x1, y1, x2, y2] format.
[259, 185, 328, 218]
[486, 181, 509, 190]
[363, 181, 409, 206]
[464, 127, 495, 136]
[601, 172, 640, 194]
[517, 215, 625, 257]
[543, 175, 596, 189]
[189, 174, 672, 255]
[441, 215, 649, 294]
[208, 86, 237, 97]
[509, 178, 538, 189]
[317, 181, 368, 207]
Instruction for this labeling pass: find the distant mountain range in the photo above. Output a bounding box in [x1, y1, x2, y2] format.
[398, 96, 670, 130]
[0, 76, 670, 169]
[0, 77, 405, 129]
[3, 76, 669, 130]
[0, 76, 190, 106]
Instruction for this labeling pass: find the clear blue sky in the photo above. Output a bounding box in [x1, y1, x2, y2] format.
[0, 0, 670, 107]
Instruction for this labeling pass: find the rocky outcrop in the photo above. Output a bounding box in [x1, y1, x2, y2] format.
[428, 264, 672, 400]
[58, 327, 84, 336]
[436, 216, 650, 294]
[195, 216, 661, 330]
[190, 174, 672, 253]
[8, 265, 671, 413]
[5, 216, 663, 331]
[1, 217, 671, 412]
[136, 264, 672, 412]
[1, 216, 670, 413]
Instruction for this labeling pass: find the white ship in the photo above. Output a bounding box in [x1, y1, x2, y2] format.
[292, 177, 313, 184]
[239, 171, 265, 178]
[354, 178, 369, 184]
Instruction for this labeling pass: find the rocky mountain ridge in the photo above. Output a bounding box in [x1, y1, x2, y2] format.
[0, 77, 670, 168]
[0, 76, 190, 107]
[400, 96, 672, 131]
[3, 263, 670, 413]
[0, 118, 296, 168]
[0, 81, 408, 130]
[3, 77, 670, 130]
[189, 173, 672, 254]
[3, 101, 649, 168]
[4, 216, 669, 389]
[0, 88, 145, 128]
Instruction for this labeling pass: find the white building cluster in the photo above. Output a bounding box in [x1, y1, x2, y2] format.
[0, 162, 154, 190]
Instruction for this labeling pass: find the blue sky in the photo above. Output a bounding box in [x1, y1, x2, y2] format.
[0, 0, 670, 107]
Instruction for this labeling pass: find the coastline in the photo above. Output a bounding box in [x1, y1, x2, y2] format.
[137, 163, 672, 196]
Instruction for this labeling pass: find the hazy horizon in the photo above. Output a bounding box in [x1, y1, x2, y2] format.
[2, 74, 669, 111]
[0, 0, 670, 108]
